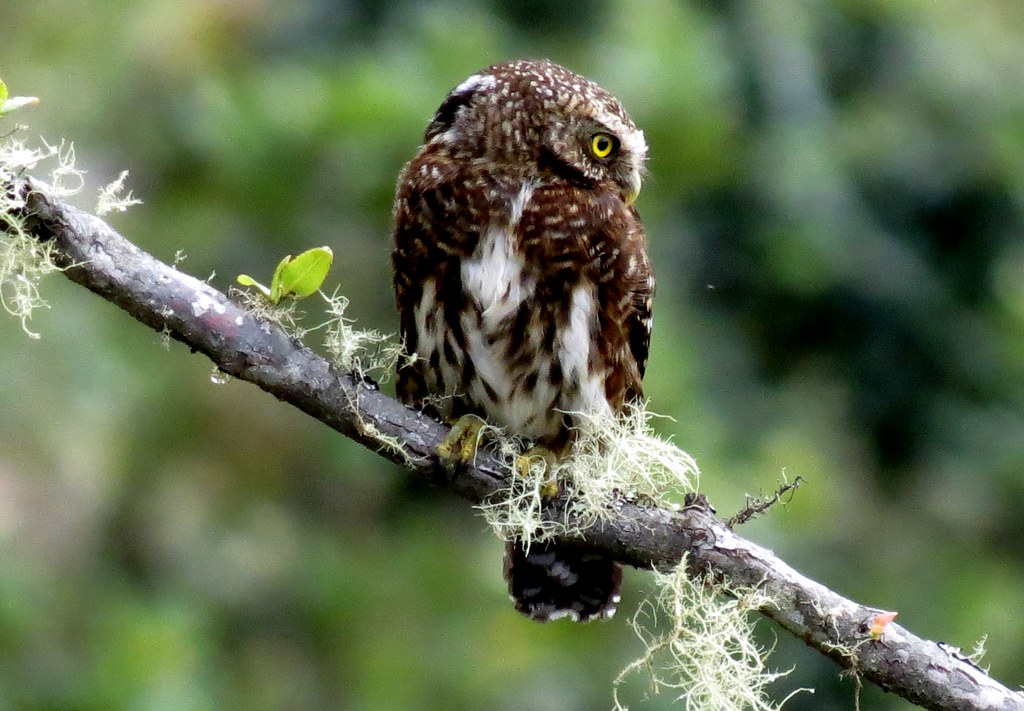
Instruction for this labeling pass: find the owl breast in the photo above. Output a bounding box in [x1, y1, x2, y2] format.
[412, 184, 612, 442]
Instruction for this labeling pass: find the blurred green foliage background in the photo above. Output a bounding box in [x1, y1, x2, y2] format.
[3, 1, 1024, 709]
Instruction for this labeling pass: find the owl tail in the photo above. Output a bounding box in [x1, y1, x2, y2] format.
[503, 540, 622, 622]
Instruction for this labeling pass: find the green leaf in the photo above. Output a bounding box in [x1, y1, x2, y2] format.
[271, 246, 333, 301]
[237, 246, 332, 305]
[236, 273, 271, 299]
[268, 254, 293, 303]
[0, 79, 7, 104]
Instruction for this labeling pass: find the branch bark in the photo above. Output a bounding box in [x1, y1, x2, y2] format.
[5, 175, 1023, 711]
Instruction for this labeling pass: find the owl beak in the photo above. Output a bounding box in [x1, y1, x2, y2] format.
[624, 171, 642, 205]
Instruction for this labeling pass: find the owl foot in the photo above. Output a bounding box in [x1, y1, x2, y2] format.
[436, 414, 487, 465]
[516, 446, 560, 498]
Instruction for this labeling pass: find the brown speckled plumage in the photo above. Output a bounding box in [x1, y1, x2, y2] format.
[392, 59, 653, 622]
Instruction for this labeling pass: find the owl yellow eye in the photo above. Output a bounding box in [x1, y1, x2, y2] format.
[590, 132, 617, 159]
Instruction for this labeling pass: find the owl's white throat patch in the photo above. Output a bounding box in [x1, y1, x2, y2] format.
[461, 181, 535, 322]
[462, 225, 523, 322]
[508, 180, 535, 229]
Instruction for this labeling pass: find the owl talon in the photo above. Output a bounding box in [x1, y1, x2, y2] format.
[437, 415, 487, 465]
[515, 446, 560, 498]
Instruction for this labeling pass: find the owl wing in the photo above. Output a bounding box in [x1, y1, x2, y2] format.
[614, 205, 654, 403]
[627, 213, 655, 384]
[391, 151, 488, 408]
[391, 213, 429, 409]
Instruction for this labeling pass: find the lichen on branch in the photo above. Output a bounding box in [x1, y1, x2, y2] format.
[0, 137, 77, 337]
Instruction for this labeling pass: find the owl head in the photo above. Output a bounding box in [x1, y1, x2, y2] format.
[424, 59, 648, 204]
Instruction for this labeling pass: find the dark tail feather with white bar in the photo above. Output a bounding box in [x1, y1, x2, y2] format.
[503, 540, 622, 622]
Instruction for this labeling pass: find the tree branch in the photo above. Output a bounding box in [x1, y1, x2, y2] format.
[5, 175, 1023, 711]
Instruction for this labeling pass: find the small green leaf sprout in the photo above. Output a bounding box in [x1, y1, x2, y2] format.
[236, 246, 333, 304]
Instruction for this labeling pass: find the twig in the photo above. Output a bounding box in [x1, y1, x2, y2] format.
[727, 476, 804, 527]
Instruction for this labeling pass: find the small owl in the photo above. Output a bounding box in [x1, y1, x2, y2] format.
[392, 59, 653, 622]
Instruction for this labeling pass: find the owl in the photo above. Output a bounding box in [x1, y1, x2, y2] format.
[391, 59, 653, 622]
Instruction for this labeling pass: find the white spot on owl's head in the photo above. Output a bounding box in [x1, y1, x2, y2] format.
[453, 73, 496, 96]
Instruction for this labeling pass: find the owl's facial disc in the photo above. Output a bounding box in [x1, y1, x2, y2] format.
[607, 131, 645, 205]
[587, 110, 646, 204]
